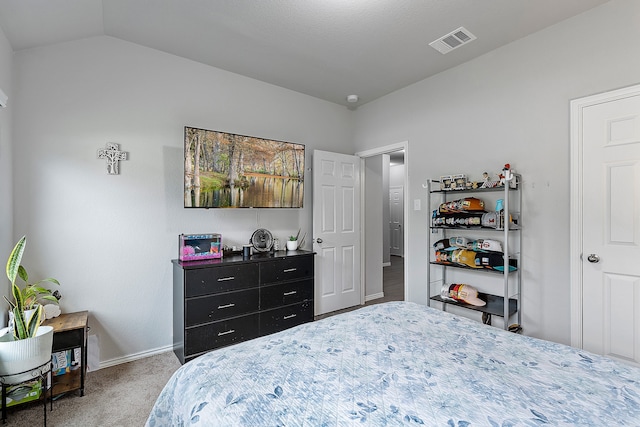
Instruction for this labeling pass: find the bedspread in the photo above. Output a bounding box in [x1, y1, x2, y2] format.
[147, 301, 640, 426]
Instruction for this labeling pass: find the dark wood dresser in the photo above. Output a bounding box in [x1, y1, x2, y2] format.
[172, 250, 314, 364]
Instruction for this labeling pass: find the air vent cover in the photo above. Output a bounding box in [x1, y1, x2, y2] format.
[429, 27, 477, 54]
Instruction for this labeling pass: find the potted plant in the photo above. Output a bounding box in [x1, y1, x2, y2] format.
[286, 235, 299, 251]
[286, 230, 306, 251]
[0, 236, 58, 382]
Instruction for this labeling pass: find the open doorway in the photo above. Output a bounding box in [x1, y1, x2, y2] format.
[384, 150, 405, 303]
[315, 142, 408, 321]
[358, 142, 408, 307]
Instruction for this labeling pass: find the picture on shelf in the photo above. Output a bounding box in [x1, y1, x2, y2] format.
[184, 127, 305, 208]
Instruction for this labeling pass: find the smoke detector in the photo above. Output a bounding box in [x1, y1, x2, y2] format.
[429, 27, 476, 54]
[347, 94, 359, 103]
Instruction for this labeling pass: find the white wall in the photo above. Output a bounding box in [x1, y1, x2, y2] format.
[352, 0, 640, 345]
[12, 36, 353, 365]
[0, 23, 13, 326]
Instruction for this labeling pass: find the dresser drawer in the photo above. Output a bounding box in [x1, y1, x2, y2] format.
[260, 256, 313, 284]
[185, 313, 259, 355]
[260, 279, 313, 310]
[186, 288, 259, 326]
[260, 301, 313, 336]
[185, 263, 259, 297]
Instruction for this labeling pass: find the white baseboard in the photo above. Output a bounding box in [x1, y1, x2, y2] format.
[95, 344, 174, 371]
[365, 292, 385, 302]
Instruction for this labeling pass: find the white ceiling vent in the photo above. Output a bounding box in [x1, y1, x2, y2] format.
[429, 27, 477, 54]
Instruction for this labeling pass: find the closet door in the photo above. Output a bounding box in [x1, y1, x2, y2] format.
[578, 89, 640, 366]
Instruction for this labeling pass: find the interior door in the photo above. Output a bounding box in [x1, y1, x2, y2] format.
[389, 186, 404, 257]
[581, 92, 640, 365]
[312, 150, 361, 315]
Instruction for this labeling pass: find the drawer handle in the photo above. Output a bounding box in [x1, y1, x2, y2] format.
[217, 276, 235, 282]
[218, 329, 235, 336]
[283, 291, 297, 296]
[283, 314, 297, 320]
[283, 268, 297, 273]
[218, 303, 236, 309]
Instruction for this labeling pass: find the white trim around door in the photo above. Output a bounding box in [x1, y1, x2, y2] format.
[570, 82, 640, 349]
[355, 141, 409, 304]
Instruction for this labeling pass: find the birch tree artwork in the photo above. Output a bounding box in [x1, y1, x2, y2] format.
[98, 143, 128, 175]
[184, 127, 304, 208]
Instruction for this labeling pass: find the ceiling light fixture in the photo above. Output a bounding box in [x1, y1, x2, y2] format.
[347, 94, 359, 103]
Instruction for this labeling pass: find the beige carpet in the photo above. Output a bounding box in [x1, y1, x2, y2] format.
[4, 350, 181, 426]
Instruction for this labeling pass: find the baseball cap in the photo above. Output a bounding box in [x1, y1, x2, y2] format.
[470, 239, 503, 253]
[447, 284, 486, 306]
[433, 239, 454, 251]
[438, 197, 485, 214]
[476, 253, 517, 271]
[440, 284, 456, 301]
[451, 236, 471, 248]
[460, 197, 485, 211]
[481, 212, 499, 228]
[435, 250, 453, 264]
[452, 249, 482, 268]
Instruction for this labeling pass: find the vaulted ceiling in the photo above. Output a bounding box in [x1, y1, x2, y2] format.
[0, 0, 610, 107]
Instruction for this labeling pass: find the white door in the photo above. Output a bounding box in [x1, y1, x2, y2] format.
[578, 89, 640, 365]
[313, 150, 361, 315]
[389, 186, 404, 257]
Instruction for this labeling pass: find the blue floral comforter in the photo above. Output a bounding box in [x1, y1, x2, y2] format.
[146, 301, 640, 426]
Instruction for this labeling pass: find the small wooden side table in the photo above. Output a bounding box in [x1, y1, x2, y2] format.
[43, 311, 88, 397]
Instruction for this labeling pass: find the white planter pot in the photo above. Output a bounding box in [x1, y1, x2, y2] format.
[7, 309, 37, 332]
[0, 325, 53, 383]
[286, 240, 298, 251]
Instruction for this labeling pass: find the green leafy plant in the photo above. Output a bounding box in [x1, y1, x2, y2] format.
[289, 230, 306, 246]
[4, 236, 60, 340]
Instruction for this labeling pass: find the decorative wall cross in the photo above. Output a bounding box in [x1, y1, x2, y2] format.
[98, 143, 128, 175]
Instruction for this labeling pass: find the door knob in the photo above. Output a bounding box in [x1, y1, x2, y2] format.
[315, 238, 323, 244]
[587, 254, 600, 263]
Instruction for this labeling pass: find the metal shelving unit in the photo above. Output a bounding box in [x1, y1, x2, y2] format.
[424, 173, 522, 330]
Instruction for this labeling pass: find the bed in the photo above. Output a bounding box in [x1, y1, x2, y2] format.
[146, 301, 640, 426]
